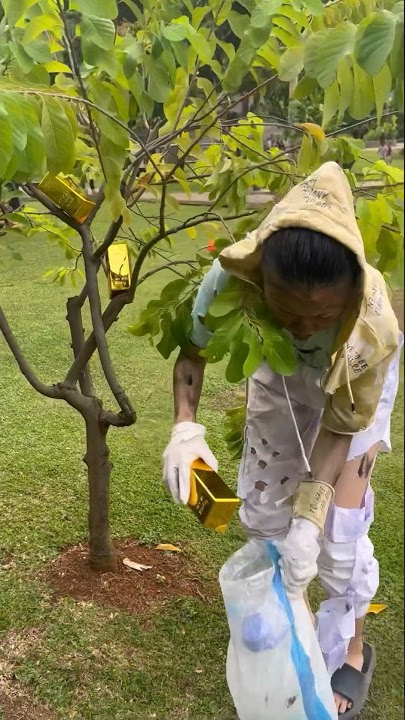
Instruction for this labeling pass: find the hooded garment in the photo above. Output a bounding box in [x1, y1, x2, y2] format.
[218, 161, 400, 434]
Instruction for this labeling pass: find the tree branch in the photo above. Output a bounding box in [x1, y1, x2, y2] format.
[77, 218, 123, 306]
[164, 74, 280, 184]
[79, 224, 135, 421]
[136, 260, 199, 287]
[64, 209, 256, 384]
[99, 408, 137, 427]
[127, 210, 257, 301]
[208, 161, 303, 211]
[55, 0, 107, 181]
[66, 296, 95, 396]
[23, 183, 81, 231]
[86, 183, 105, 224]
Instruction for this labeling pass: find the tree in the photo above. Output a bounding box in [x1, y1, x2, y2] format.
[0, 0, 403, 572]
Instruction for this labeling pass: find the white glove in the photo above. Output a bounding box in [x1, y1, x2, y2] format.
[279, 518, 321, 595]
[162, 422, 218, 505]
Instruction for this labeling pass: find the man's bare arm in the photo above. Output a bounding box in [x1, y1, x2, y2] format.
[309, 427, 352, 487]
[173, 345, 207, 423]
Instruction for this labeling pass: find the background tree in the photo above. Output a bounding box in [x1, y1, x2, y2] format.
[0, 0, 403, 572]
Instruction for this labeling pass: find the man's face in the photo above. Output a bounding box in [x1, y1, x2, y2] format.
[263, 272, 360, 340]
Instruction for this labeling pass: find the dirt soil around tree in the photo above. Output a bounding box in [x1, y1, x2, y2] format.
[0, 679, 59, 720]
[40, 538, 209, 616]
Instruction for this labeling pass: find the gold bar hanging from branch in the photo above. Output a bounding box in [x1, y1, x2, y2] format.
[107, 243, 131, 298]
[38, 173, 96, 224]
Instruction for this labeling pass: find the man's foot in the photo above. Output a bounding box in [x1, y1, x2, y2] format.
[333, 644, 364, 715]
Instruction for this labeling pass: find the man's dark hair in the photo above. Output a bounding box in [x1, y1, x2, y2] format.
[262, 227, 361, 289]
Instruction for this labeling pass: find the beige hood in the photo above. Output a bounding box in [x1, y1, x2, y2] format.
[219, 161, 367, 287]
[218, 161, 400, 435]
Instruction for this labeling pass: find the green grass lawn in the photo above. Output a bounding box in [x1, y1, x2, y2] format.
[0, 205, 403, 720]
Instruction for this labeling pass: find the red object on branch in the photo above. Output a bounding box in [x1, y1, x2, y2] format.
[207, 239, 216, 252]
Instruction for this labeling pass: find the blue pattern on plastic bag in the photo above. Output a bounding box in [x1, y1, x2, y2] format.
[266, 542, 333, 720]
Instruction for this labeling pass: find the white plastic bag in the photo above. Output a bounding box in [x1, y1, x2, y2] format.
[219, 539, 337, 720]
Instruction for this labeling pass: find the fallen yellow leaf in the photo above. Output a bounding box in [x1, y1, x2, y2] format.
[154, 543, 182, 553]
[367, 603, 388, 615]
[123, 558, 152, 572]
[297, 122, 326, 141]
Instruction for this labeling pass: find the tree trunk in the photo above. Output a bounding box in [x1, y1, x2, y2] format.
[84, 404, 117, 572]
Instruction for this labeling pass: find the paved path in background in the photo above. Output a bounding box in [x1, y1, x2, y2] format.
[141, 180, 390, 207]
[142, 191, 275, 206]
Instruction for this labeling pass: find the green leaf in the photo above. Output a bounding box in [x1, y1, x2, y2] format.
[279, 46, 304, 82]
[293, 76, 317, 99]
[322, 80, 340, 128]
[297, 134, 318, 174]
[187, 30, 214, 64]
[243, 326, 263, 376]
[223, 56, 250, 93]
[15, 97, 45, 181]
[305, 24, 356, 89]
[156, 315, 179, 359]
[215, 0, 232, 25]
[23, 38, 52, 63]
[10, 41, 34, 73]
[23, 14, 59, 43]
[251, 0, 282, 27]
[377, 227, 403, 275]
[349, 62, 375, 119]
[201, 310, 243, 362]
[2, 93, 27, 152]
[161, 67, 189, 133]
[171, 300, 194, 353]
[44, 61, 73, 73]
[147, 55, 173, 103]
[260, 321, 296, 376]
[81, 15, 116, 50]
[190, 5, 209, 29]
[207, 284, 243, 317]
[373, 64, 392, 123]
[355, 11, 397, 75]
[303, 0, 323, 16]
[389, 9, 404, 80]
[0, 108, 13, 178]
[73, 0, 118, 19]
[2, 0, 37, 27]
[41, 97, 76, 174]
[356, 195, 394, 260]
[337, 58, 354, 120]
[161, 23, 189, 41]
[372, 160, 404, 183]
[225, 327, 250, 383]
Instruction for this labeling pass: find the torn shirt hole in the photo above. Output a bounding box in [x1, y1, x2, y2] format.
[258, 459, 267, 469]
[255, 480, 268, 491]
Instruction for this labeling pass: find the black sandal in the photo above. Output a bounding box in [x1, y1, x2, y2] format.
[331, 642, 376, 718]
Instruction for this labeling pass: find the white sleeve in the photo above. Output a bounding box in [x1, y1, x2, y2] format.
[189, 259, 230, 348]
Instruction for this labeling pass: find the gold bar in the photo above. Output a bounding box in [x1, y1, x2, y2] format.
[38, 173, 96, 223]
[188, 459, 240, 533]
[107, 243, 131, 298]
